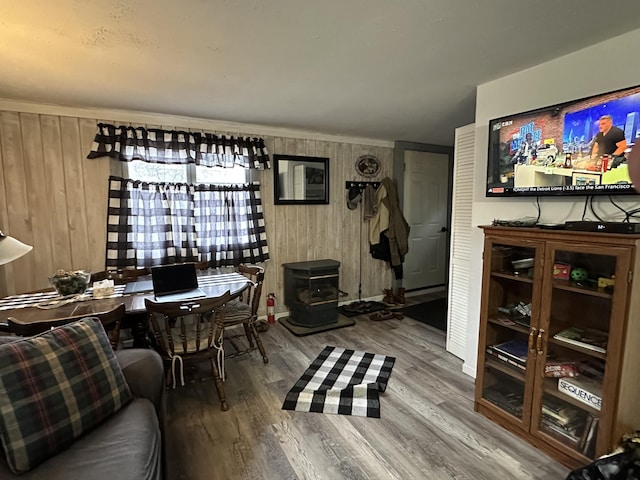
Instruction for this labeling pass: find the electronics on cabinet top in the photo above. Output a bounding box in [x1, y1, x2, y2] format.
[564, 221, 640, 234]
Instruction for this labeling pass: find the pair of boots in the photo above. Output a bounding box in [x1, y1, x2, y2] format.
[383, 288, 405, 305]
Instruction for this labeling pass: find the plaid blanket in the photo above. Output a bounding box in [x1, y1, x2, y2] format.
[282, 346, 396, 418]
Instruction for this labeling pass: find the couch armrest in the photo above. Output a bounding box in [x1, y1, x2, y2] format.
[115, 348, 166, 479]
[115, 349, 165, 420]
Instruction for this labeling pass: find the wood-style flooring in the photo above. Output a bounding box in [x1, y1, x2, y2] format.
[166, 293, 570, 480]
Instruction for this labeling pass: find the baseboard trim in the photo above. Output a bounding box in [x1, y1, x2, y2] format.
[405, 286, 446, 297]
[462, 362, 477, 379]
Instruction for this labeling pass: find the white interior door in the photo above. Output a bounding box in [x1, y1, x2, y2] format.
[402, 150, 449, 290]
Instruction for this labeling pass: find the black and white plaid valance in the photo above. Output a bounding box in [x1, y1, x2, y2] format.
[105, 176, 269, 269]
[87, 123, 270, 169]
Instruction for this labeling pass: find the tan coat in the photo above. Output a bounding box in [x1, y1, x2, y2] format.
[368, 177, 410, 267]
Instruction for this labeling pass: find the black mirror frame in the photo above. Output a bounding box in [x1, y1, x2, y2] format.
[273, 154, 330, 205]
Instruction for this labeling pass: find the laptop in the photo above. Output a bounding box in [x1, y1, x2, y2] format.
[151, 263, 206, 303]
[123, 279, 153, 295]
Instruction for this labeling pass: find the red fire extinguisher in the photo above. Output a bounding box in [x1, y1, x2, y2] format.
[266, 293, 276, 324]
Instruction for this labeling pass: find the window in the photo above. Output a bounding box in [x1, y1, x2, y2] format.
[126, 160, 249, 184]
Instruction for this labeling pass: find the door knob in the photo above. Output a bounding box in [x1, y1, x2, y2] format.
[440, 227, 447, 232]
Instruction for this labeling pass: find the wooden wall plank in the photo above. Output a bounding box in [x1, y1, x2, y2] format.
[283, 138, 300, 265]
[303, 139, 317, 262]
[316, 140, 332, 264]
[271, 136, 287, 311]
[0, 117, 12, 296]
[41, 115, 73, 275]
[0, 112, 34, 293]
[59, 117, 91, 270]
[20, 113, 55, 284]
[339, 142, 360, 300]
[259, 135, 277, 316]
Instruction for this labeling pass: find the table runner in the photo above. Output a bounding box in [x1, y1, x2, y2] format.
[0, 272, 248, 311]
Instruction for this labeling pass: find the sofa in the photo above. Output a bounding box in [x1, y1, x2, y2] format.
[0, 319, 166, 480]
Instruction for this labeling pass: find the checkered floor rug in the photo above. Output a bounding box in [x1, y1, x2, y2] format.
[282, 346, 396, 418]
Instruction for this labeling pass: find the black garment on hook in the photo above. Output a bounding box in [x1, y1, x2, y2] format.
[370, 231, 404, 279]
[347, 186, 362, 210]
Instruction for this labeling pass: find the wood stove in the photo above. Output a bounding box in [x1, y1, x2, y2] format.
[282, 259, 340, 327]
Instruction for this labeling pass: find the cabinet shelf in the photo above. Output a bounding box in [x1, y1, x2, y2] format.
[553, 280, 613, 299]
[485, 356, 527, 380]
[547, 338, 607, 360]
[487, 316, 531, 335]
[476, 225, 640, 470]
[491, 271, 534, 283]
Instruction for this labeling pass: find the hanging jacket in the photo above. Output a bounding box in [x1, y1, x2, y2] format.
[368, 177, 410, 268]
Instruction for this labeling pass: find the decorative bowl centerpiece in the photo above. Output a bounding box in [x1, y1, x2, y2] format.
[49, 269, 91, 296]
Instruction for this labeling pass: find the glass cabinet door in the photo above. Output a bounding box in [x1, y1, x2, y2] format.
[531, 243, 629, 460]
[477, 238, 542, 427]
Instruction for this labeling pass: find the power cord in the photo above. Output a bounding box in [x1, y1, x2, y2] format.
[625, 208, 640, 222]
[608, 195, 629, 221]
[581, 196, 589, 221]
[358, 199, 363, 300]
[607, 195, 640, 222]
[588, 196, 605, 222]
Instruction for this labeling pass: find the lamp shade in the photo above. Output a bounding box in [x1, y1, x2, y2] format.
[0, 232, 33, 266]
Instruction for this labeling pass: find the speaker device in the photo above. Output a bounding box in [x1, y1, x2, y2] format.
[564, 221, 640, 234]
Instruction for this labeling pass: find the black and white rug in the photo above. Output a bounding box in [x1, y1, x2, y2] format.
[282, 346, 396, 418]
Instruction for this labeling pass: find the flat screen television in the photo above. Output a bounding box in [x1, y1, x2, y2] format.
[486, 84, 640, 197]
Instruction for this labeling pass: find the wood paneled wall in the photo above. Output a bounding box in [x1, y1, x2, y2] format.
[0, 109, 395, 314]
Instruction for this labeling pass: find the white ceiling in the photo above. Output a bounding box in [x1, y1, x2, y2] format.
[2, 1, 640, 146]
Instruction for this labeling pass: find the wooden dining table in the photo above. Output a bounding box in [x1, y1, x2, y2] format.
[0, 272, 252, 345]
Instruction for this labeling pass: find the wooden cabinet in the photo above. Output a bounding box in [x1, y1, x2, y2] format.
[475, 226, 640, 469]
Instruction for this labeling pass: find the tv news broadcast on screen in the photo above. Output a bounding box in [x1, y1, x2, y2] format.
[486, 85, 640, 197]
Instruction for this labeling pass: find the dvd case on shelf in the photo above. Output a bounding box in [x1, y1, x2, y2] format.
[486, 346, 526, 371]
[492, 339, 528, 362]
[553, 327, 608, 354]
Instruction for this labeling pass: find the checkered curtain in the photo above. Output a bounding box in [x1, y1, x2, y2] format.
[87, 123, 270, 169]
[106, 176, 269, 268]
[194, 183, 269, 266]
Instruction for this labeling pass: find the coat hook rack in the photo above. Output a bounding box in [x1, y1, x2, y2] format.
[345, 181, 381, 190]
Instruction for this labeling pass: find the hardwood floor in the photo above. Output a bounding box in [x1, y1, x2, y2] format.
[165, 294, 570, 480]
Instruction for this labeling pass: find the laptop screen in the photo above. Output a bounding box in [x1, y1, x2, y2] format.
[151, 263, 198, 296]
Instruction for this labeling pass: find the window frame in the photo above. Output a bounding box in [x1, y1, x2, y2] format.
[123, 161, 253, 185]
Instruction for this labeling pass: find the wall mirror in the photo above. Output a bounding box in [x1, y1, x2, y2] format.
[273, 154, 330, 205]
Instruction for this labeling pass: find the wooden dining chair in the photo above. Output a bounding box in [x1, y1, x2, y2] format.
[6, 303, 126, 349]
[144, 291, 233, 410]
[220, 264, 268, 364]
[112, 268, 152, 284]
[194, 260, 211, 271]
